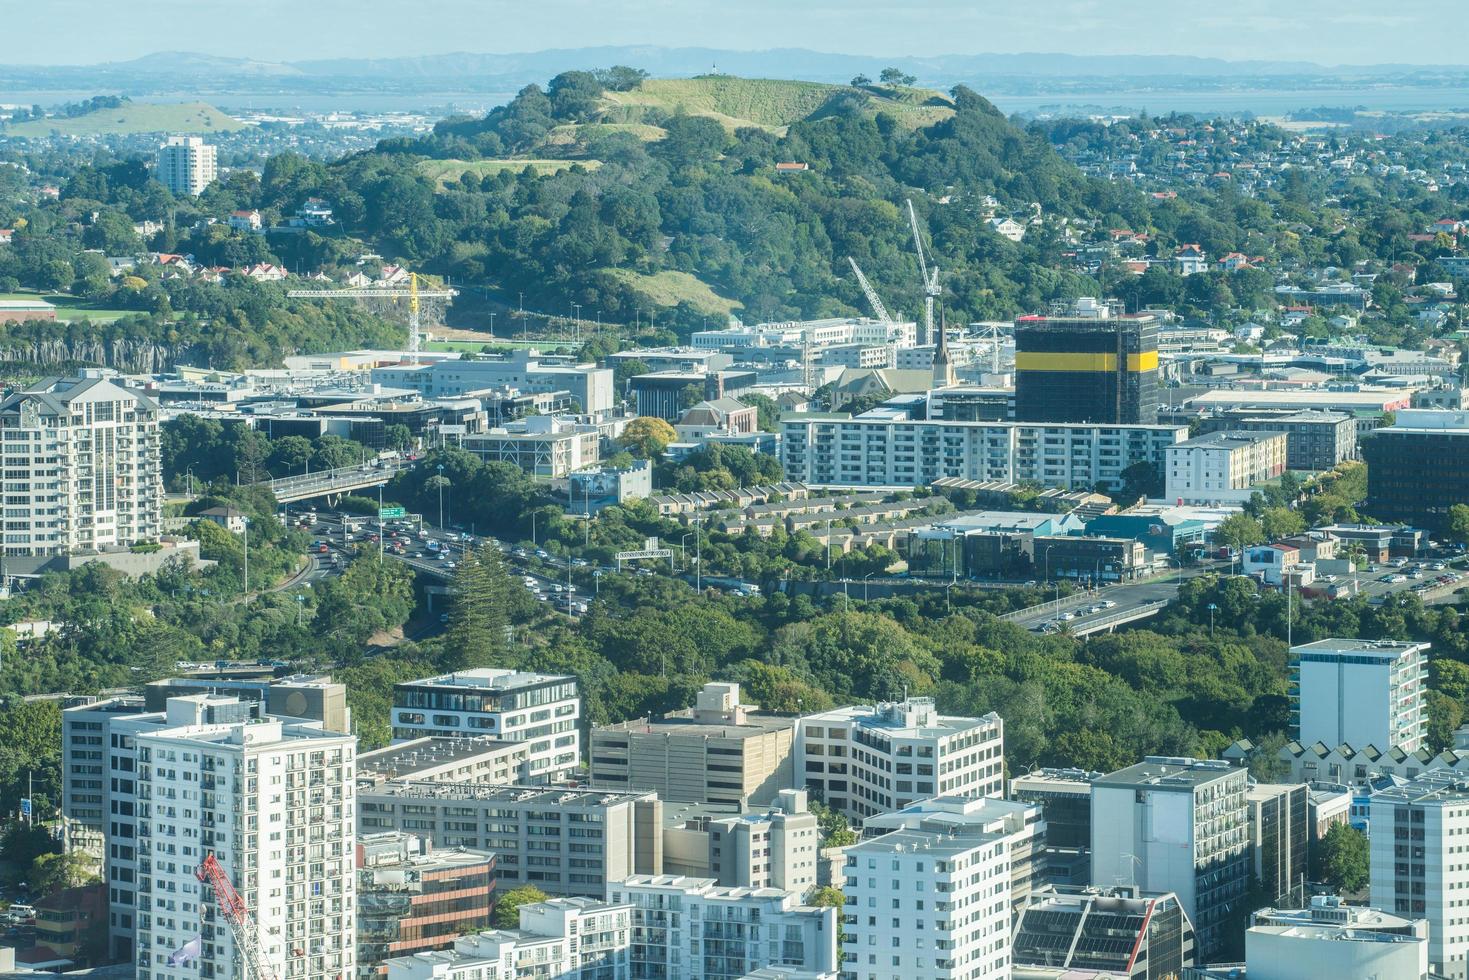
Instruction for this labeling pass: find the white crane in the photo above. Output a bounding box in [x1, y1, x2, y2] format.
[906, 198, 942, 347]
[288, 273, 457, 365]
[846, 256, 895, 326]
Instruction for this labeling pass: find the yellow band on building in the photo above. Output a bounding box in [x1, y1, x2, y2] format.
[1014, 352, 1159, 372]
[1014, 352, 1117, 372]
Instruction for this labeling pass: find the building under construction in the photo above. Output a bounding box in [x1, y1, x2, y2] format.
[1014, 297, 1159, 425]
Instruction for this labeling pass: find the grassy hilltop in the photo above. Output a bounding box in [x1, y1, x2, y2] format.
[3, 101, 245, 137]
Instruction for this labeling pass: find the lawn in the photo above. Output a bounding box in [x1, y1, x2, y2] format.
[0, 292, 139, 323]
[600, 269, 742, 317]
[3, 102, 244, 137]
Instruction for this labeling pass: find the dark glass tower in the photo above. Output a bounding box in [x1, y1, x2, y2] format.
[1014, 298, 1159, 424]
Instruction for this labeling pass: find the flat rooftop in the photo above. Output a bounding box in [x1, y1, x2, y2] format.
[358, 736, 522, 779]
[359, 780, 656, 807]
[597, 711, 795, 739]
[396, 668, 574, 692]
[1094, 757, 1241, 791]
[1291, 638, 1427, 660]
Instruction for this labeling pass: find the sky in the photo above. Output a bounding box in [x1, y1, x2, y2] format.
[0, 0, 1462, 67]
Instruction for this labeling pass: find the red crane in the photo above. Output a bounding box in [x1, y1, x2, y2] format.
[195, 853, 280, 980]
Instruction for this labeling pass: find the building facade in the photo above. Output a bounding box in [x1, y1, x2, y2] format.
[1247, 783, 1309, 908]
[1013, 298, 1159, 425]
[1369, 772, 1469, 979]
[357, 783, 663, 898]
[1164, 430, 1289, 505]
[609, 875, 837, 980]
[1196, 409, 1358, 471]
[1011, 885, 1195, 980]
[796, 698, 1003, 825]
[391, 669, 580, 783]
[1291, 639, 1429, 753]
[589, 683, 796, 808]
[1090, 758, 1250, 960]
[372, 351, 615, 416]
[133, 698, 357, 980]
[662, 789, 821, 892]
[356, 833, 496, 977]
[0, 374, 162, 557]
[1010, 769, 1099, 886]
[841, 825, 1012, 980]
[780, 413, 1185, 492]
[156, 136, 217, 196]
[1363, 410, 1469, 534]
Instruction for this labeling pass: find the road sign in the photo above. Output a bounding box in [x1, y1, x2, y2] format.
[379, 506, 406, 519]
[615, 548, 673, 561]
[20, 798, 31, 816]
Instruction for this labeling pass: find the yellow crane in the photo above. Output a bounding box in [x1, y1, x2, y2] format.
[288, 272, 457, 363]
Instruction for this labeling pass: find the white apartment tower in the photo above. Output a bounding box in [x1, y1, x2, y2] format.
[796, 697, 1003, 824]
[0, 374, 162, 556]
[133, 696, 356, 980]
[1369, 771, 1469, 980]
[391, 669, 580, 783]
[1090, 757, 1250, 961]
[841, 824, 1013, 980]
[1292, 638, 1429, 752]
[156, 136, 218, 196]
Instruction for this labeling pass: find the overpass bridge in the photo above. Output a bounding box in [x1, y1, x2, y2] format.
[263, 462, 410, 504]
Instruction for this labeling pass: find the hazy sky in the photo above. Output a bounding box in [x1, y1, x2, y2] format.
[0, 0, 1462, 66]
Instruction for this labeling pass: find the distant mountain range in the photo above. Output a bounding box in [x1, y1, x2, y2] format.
[3, 47, 1468, 99]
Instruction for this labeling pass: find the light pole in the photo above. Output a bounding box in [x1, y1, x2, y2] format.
[185, 466, 194, 496]
[593, 569, 603, 597]
[863, 571, 877, 602]
[488, 311, 496, 338]
[680, 531, 695, 570]
[295, 593, 305, 626]
[241, 517, 250, 602]
[1207, 602, 1219, 636]
[1168, 555, 1183, 588]
[694, 518, 702, 593]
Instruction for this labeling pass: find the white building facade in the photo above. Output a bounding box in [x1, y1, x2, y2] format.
[391, 669, 580, 783]
[841, 826, 1012, 980]
[156, 136, 218, 196]
[0, 374, 162, 557]
[796, 698, 1004, 825]
[133, 698, 356, 980]
[1292, 638, 1429, 753]
[1164, 429, 1289, 505]
[780, 414, 1185, 491]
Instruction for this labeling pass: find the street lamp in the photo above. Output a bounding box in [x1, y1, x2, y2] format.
[1207, 602, 1219, 636]
[863, 571, 877, 602]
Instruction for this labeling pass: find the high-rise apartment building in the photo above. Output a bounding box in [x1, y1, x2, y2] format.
[1369, 771, 1469, 979]
[156, 136, 218, 196]
[796, 697, 1003, 825]
[0, 374, 162, 557]
[860, 795, 1044, 918]
[132, 696, 356, 980]
[589, 683, 796, 808]
[608, 875, 838, 980]
[356, 833, 496, 978]
[1014, 297, 1159, 425]
[391, 669, 580, 783]
[841, 823, 1012, 980]
[1090, 758, 1249, 960]
[1291, 639, 1429, 752]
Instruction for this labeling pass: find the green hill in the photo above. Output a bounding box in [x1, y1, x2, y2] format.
[599, 76, 954, 134]
[3, 102, 245, 137]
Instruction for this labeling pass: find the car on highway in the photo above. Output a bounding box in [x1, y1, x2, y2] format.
[1101, 600, 1117, 608]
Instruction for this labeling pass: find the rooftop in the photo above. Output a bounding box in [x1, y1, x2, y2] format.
[357, 735, 522, 780]
[1172, 429, 1288, 449]
[1291, 638, 1428, 660]
[1369, 770, 1469, 805]
[396, 668, 575, 692]
[1094, 756, 1242, 791]
[359, 780, 656, 808]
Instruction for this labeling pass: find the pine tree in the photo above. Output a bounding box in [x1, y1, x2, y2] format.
[444, 544, 514, 669]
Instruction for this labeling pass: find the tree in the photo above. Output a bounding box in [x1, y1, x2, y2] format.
[1314, 823, 1369, 894]
[1450, 503, 1469, 546]
[618, 417, 677, 459]
[1259, 506, 1306, 541]
[810, 801, 858, 847]
[29, 850, 99, 897]
[850, 75, 872, 87]
[879, 67, 916, 87]
[0, 823, 59, 872]
[809, 886, 846, 908]
[1214, 513, 1264, 555]
[494, 885, 550, 928]
[443, 545, 519, 669]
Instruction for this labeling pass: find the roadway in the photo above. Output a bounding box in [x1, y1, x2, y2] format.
[265, 460, 412, 504]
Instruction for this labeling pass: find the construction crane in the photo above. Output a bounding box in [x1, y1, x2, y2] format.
[288, 272, 456, 364]
[196, 853, 280, 980]
[906, 198, 942, 347]
[846, 257, 895, 326]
